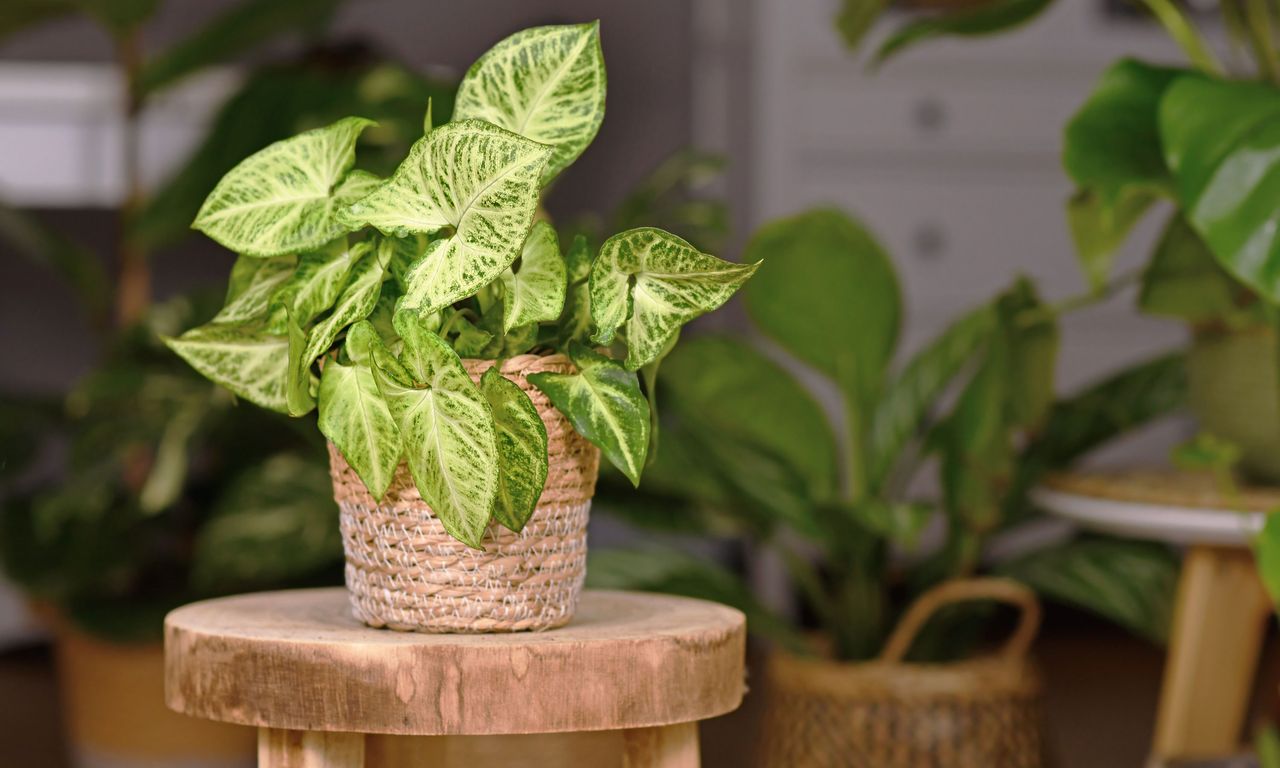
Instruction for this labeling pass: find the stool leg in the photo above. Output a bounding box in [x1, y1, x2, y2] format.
[259, 728, 365, 768]
[622, 722, 699, 768]
[1152, 545, 1272, 760]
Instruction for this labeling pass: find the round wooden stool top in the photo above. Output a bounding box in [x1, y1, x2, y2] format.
[164, 588, 746, 737]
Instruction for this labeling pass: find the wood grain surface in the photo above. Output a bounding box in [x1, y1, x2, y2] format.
[165, 589, 746, 736]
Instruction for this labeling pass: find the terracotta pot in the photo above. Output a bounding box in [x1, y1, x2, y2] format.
[1187, 325, 1280, 483]
[757, 578, 1047, 768]
[329, 353, 600, 633]
[55, 624, 254, 767]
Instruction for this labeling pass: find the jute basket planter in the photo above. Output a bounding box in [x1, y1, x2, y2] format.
[328, 353, 600, 633]
[758, 578, 1047, 768]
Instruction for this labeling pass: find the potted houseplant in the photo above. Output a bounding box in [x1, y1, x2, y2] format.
[590, 208, 1184, 767]
[165, 21, 758, 633]
[0, 0, 451, 763]
[844, 0, 1280, 481]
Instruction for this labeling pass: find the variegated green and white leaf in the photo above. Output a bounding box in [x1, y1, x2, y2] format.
[301, 242, 388, 363]
[214, 254, 297, 325]
[271, 239, 365, 326]
[163, 321, 289, 413]
[318, 323, 401, 500]
[344, 120, 551, 315]
[480, 367, 548, 532]
[590, 227, 759, 370]
[441, 309, 493, 358]
[528, 343, 649, 485]
[194, 116, 374, 257]
[455, 22, 606, 183]
[501, 221, 566, 333]
[284, 307, 317, 417]
[558, 234, 593, 348]
[371, 323, 498, 548]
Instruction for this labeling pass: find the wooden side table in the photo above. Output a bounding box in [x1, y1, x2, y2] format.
[1033, 469, 1276, 764]
[164, 588, 745, 768]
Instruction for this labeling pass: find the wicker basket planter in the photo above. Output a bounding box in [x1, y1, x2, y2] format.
[758, 578, 1047, 768]
[328, 353, 600, 633]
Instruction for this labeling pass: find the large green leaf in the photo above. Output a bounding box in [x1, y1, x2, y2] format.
[217, 253, 298, 326]
[454, 22, 606, 183]
[868, 302, 997, 491]
[346, 119, 551, 314]
[590, 227, 759, 370]
[874, 0, 1053, 65]
[743, 209, 900, 407]
[1139, 213, 1258, 323]
[1062, 59, 1183, 288]
[162, 321, 289, 413]
[137, 0, 341, 96]
[501, 221, 567, 333]
[193, 116, 373, 257]
[527, 344, 650, 486]
[317, 322, 401, 501]
[301, 241, 388, 363]
[663, 334, 839, 499]
[370, 321, 497, 548]
[1000, 536, 1178, 644]
[1161, 75, 1280, 302]
[480, 367, 548, 532]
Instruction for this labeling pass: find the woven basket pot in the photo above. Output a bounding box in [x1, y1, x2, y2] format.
[758, 578, 1047, 768]
[327, 353, 600, 633]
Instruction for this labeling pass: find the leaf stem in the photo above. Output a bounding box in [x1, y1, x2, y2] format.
[1138, 0, 1225, 75]
[1012, 267, 1143, 330]
[1246, 0, 1280, 83]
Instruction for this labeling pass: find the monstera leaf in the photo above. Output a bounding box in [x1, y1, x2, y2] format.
[501, 221, 567, 333]
[162, 321, 289, 413]
[589, 228, 759, 370]
[317, 322, 401, 500]
[528, 344, 649, 485]
[345, 120, 551, 315]
[454, 22, 606, 183]
[1161, 75, 1280, 302]
[370, 319, 498, 548]
[213, 254, 298, 325]
[481, 367, 549, 532]
[193, 116, 374, 257]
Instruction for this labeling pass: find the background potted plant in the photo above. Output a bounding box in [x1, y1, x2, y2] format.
[841, 0, 1280, 483]
[590, 207, 1185, 766]
[0, 0, 453, 763]
[166, 21, 758, 634]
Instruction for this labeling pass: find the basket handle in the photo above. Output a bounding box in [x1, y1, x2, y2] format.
[877, 577, 1042, 664]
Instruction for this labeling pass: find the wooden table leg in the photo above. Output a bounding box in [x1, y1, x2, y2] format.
[1152, 545, 1272, 760]
[623, 723, 699, 768]
[259, 728, 365, 768]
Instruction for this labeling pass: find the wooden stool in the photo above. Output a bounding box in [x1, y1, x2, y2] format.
[164, 588, 746, 768]
[1035, 469, 1276, 763]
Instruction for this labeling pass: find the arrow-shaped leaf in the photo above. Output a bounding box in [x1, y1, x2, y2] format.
[163, 321, 289, 413]
[589, 227, 759, 370]
[272, 238, 363, 327]
[318, 322, 401, 500]
[302, 240, 388, 363]
[501, 221, 567, 333]
[214, 253, 297, 325]
[194, 116, 374, 257]
[528, 343, 649, 485]
[480, 367, 549, 532]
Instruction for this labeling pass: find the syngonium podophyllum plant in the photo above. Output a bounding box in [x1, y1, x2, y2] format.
[164, 22, 758, 548]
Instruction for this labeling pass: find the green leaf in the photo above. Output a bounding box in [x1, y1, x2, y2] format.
[589, 227, 758, 370]
[441, 309, 493, 357]
[163, 321, 289, 413]
[213, 254, 297, 328]
[743, 208, 900, 406]
[346, 119, 551, 315]
[1000, 536, 1178, 645]
[137, 0, 341, 96]
[302, 240, 388, 363]
[480, 367, 549, 532]
[370, 322, 498, 548]
[868, 302, 998, 491]
[193, 116, 374, 258]
[1160, 75, 1280, 302]
[1135, 0, 1222, 74]
[999, 278, 1059, 430]
[454, 22, 606, 183]
[1062, 59, 1183, 287]
[558, 234, 594, 347]
[847, 500, 934, 548]
[834, 0, 886, 50]
[663, 334, 839, 499]
[501, 221, 567, 333]
[318, 323, 401, 501]
[528, 343, 650, 486]
[874, 0, 1053, 65]
[190, 454, 340, 592]
[137, 392, 208, 514]
[271, 239, 361, 327]
[1254, 512, 1280, 608]
[284, 307, 317, 417]
[1139, 213, 1257, 323]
